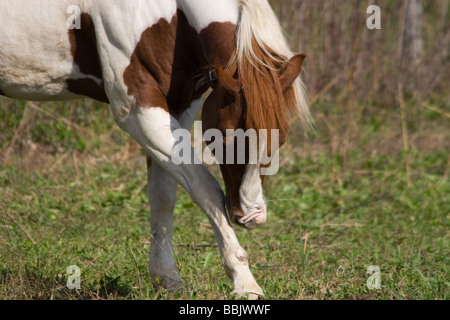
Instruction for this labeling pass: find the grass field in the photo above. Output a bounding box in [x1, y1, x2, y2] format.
[0, 95, 448, 300]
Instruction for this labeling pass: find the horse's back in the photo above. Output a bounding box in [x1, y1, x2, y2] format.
[0, 0, 178, 103]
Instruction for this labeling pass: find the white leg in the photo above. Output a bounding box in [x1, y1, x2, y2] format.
[147, 157, 182, 291]
[147, 98, 203, 291]
[119, 104, 263, 299]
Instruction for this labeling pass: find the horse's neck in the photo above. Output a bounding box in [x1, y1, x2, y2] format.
[176, 0, 239, 33]
[165, 11, 208, 115]
[167, 9, 238, 115]
[177, 0, 239, 66]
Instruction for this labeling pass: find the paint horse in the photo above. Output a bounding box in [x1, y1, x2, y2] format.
[0, 0, 312, 299]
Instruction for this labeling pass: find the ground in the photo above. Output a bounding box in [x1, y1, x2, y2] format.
[0, 95, 448, 300]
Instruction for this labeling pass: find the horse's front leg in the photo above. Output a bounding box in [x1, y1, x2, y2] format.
[146, 98, 203, 292]
[147, 157, 182, 291]
[118, 105, 263, 299]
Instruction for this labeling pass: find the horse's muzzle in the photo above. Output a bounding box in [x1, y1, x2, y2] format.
[226, 201, 266, 230]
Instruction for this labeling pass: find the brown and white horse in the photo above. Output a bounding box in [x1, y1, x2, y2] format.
[0, 0, 312, 299]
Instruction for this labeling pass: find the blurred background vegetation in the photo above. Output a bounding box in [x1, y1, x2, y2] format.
[270, 0, 449, 157]
[1, 0, 448, 166]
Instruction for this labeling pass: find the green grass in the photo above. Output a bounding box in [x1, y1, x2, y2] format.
[0, 97, 448, 300]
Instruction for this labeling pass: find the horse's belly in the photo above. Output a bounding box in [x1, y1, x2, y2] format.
[0, 0, 88, 101]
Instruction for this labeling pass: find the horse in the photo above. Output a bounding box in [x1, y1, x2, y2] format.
[0, 0, 312, 299]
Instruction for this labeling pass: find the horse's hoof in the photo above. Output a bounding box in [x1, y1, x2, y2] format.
[231, 285, 265, 300]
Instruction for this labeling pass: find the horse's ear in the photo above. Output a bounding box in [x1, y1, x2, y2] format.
[216, 65, 241, 97]
[279, 54, 306, 93]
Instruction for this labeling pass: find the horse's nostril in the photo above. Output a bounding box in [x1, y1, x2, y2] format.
[253, 205, 267, 225]
[244, 220, 259, 230]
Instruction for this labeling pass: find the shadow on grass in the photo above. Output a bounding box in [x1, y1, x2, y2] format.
[0, 268, 134, 300]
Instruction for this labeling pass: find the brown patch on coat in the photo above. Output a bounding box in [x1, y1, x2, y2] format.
[67, 13, 109, 103]
[166, 11, 209, 113]
[198, 22, 237, 66]
[124, 11, 238, 116]
[123, 15, 177, 112]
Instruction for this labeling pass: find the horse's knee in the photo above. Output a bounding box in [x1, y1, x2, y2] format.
[148, 166, 178, 208]
[148, 185, 178, 209]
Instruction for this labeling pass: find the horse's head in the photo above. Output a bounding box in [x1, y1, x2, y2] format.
[201, 54, 306, 229]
